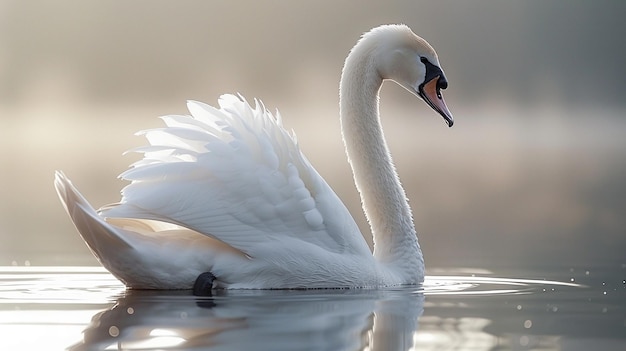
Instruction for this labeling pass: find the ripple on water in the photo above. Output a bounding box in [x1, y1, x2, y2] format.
[0, 266, 124, 304]
[424, 275, 583, 296]
[0, 266, 587, 304]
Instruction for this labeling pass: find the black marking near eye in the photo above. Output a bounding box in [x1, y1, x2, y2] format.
[419, 57, 445, 89]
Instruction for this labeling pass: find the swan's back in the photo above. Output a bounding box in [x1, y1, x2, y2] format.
[55, 94, 385, 288]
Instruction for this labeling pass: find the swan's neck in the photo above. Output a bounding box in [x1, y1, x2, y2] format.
[339, 47, 423, 280]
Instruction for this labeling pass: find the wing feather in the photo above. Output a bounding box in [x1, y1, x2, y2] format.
[101, 94, 371, 258]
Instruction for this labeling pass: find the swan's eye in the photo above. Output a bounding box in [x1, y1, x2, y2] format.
[420, 57, 428, 64]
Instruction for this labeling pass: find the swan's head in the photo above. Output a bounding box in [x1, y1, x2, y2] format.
[366, 25, 454, 127]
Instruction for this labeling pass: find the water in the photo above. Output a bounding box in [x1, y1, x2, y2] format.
[1, 266, 624, 350]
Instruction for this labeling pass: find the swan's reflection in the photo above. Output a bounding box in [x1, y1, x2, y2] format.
[68, 289, 424, 351]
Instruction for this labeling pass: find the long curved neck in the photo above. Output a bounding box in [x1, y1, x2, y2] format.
[339, 45, 423, 280]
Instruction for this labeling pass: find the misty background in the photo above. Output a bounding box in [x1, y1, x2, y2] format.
[1, 1, 625, 270]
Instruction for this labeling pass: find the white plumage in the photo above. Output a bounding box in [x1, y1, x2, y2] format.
[55, 24, 453, 290]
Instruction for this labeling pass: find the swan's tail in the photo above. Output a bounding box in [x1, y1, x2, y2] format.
[54, 171, 238, 289]
[54, 171, 132, 263]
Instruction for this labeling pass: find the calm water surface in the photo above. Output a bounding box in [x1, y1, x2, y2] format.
[1, 266, 624, 350]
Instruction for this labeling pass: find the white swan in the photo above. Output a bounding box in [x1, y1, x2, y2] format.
[55, 24, 453, 291]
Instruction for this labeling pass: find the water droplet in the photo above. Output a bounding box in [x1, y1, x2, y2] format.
[516, 305, 522, 310]
[11, 261, 17, 266]
[551, 306, 558, 312]
[602, 307, 608, 313]
[180, 311, 188, 319]
[570, 278, 575, 282]
[24, 260, 30, 266]
[585, 270, 590, 275]
[523, 320, 532, 329]
[108, 326, 120, 337]
[126, 307, 134, 315]
[603, 291, 607, 295]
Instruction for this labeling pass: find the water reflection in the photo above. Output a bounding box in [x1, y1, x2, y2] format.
[69, 289, 422, 351]
[1, 266, 625, 350]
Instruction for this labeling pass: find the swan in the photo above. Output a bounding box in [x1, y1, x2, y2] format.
[54, 24, 453, 291]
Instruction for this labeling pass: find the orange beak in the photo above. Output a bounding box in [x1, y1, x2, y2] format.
[419, 76, 454, 127]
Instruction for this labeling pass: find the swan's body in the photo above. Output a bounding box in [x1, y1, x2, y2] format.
[55, 24, 453, 290]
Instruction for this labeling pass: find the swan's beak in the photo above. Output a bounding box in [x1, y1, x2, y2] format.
[419, 76, 454, 127]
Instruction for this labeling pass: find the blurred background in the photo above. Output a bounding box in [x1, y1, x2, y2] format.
[1, 0, 625, 270]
